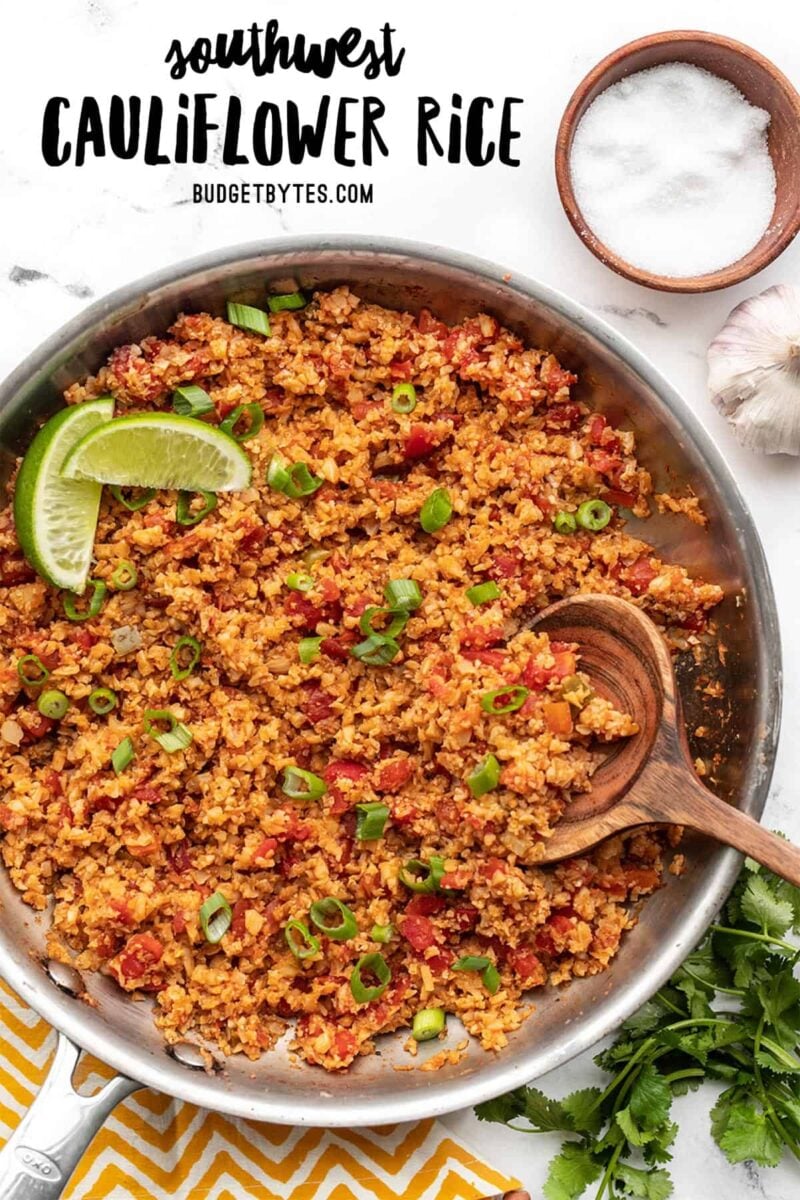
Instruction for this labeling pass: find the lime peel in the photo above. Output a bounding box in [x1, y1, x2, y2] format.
[61, 412, 253, 493]
[13, 397, 114, 593]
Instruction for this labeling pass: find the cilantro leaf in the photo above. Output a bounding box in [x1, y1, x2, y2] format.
[474, 1088, 526, 1124]
[520, 1087, 570, 1131]
[562, 1088, 603, 1136]
[741, 874, 793, 936]
[615, 1163, 673, 1199]
[629, 1064, 672, 1129]
[715, 1099, 783, 1167]
[543, 1142, 602, 1200]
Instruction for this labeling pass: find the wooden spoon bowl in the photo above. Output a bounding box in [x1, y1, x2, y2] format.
[534, 595, 800, 884]
[555, 30, 800, 293]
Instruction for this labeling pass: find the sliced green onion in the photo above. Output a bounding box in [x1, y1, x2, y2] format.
[285, 919, 320, 959]
[371, 923, 394, 944]
[285, 462, 323, 499]
[482, 962, 501, 994]
[355, 802, 390, 841]
[109, 485, 156, 511]
[350, 635, 401, 666]
[285, 572, 314, 593]
[170, 635, 202, 681]
[412, 1008, 445, 1042]
[467, 753, 501, 798]
[303, 547, 330, 569]
[110, 561, 138, 591]
[172, 384, 214, 418]
[63, 579, 106, 622]
[358, 606, 409, 639]
[266, 455, 323, 500]
[199, 891, 232, 944]
[399, 855, 445, 894]
[576, 499, 612, 532]
[350, 952, 390, 1003]
[466, 581, 501, 606]
[16, 654, 50, 688]
[37, 689, 69, 719]
[391, 383, 417, 414]
[88, 687, 117, 715]
[420, 487, 453, 534]
[111, 736, 135, 775]
[220, 403, 264, 444]
[143, 709, 193, 754]
[384, 579, 423, 611]
[480, 685, 529, 715]
[553, 511, 578, 534]
[176, 490, 217, 527]
[281, 766, 327, 801]
[309, 897, 358, 942]
[453, 955, 491, 972]
[268, 292, 306, 312]
[226, 301, 271, 337]
[298, 636, 323, 664]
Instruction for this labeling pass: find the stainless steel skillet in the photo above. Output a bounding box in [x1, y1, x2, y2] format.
[0, 236, 781, 1198]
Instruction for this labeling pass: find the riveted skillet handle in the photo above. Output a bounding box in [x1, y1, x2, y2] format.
[0, 1032, 139, 1199]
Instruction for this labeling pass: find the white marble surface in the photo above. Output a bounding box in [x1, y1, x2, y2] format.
[2, 1, 800, 1195]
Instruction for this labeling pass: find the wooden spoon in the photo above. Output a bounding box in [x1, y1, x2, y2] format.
[531, 594, 798, 882]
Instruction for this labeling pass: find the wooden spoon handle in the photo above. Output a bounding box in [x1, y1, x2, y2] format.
[670, 776, 800, 887]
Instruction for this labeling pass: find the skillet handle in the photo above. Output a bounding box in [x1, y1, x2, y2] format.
[0, 1031, 139, 1199]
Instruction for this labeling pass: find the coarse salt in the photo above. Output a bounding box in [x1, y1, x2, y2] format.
[569, 62, 776, 278]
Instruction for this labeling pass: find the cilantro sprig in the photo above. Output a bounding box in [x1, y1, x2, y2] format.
[476, 853, 800, 1199]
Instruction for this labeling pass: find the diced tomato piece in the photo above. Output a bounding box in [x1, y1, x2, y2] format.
[71, 629, 98, 651]
[549, 913, 575, 936]
[375, 758, 413, 793]
[283, 812, 314, 843]
[451, 903, 480, 931]
[285, 591, 342, 630]
[324, 760, 369, 786]
[621, 555, 658, 597]
[440, 869, 470, 890]
[588, 448, 623, 476]
[392, 802, 420, 827]
[602, 488, 637, 508]
[678, 611, 706, 633]
[508, 948, 543, 979]
[534, 929, 556, 956]
[488, 551, 522, 580]
[530, 491, 554, 516]
[403, 424, 439, 460]
[389, 359, 413, 380]
[319, 577, 340, 603]
[479, 858, 508, 880]
[89, 794, 120, 816]
[426, 950, 453, 974]
[334, 1028, 359, 1059]
[0, 553, 35, 586]
[543, 362, 578, 396]
[132, 785, 162, 806]
[239, 524, 266, 554]
[300, 684, 335, 725]
[345, 595, 372, 618]
[118, 933, 163, 981]
[320, 631, 359, 661]
[522, 658, 556, 690]
[231, 899, 249, 937]
[172, 912, 187, 936]
[459, 624, 505, 650]
[21, 712, 54, 741]
[399, 914, 438, 952]
[544, 403, 582, 431]
[543, 700, 573, 736]
[44, 769, 63, 796]
[587, 414, 607, 444]
[462, 647, 506, 668]
[166, 842, 192, 873]
[110, 899, 136, 927]
[253, 837, 278, 861]
[417, 309, 448, 339]
[406, 895, 446, 917]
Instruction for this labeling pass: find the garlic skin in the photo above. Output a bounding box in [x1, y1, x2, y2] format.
[707, 284, 800, 455]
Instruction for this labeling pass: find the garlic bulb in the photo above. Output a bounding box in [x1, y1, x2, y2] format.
[707, 284, 800, 455]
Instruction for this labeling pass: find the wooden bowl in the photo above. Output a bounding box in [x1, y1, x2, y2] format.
[555, 30, 800, 293]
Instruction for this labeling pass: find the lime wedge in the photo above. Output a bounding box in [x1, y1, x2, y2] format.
[13, 397, 114, 593]
[61, 413, 253, 492]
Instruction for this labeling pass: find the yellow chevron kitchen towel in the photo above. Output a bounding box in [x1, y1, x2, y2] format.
[0, 981, 517, 1199]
